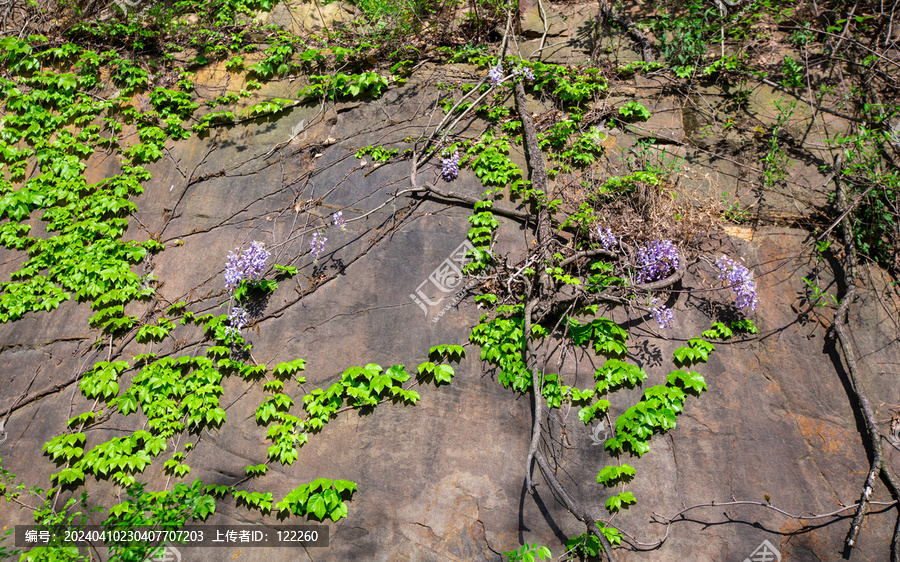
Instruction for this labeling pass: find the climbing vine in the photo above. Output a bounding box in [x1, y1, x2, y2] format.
[1, 0, 899, 560]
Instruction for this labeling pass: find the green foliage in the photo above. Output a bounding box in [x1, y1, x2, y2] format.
[470, 306, 532, 393]
[673, 338, 715, 366]
[111, 58, 150, 95]
[301, 72, 389, 101]
[225, 55, 244, 72]
[0, 526, 19, 560]
[653, 1, 719, 67]
[248, 37, 294, 79]
[21, 492, 93, 561]
[826, 118, 900, 269]
[617, 101, 652, 122]
[566, 523, 622, 558]
[352, 0, 433, 39]
[802, 277, 839, 307]
[542, 125, 606, 171]
[505, 543, 551, 562]
[301, 362, 425, 435]
[273, 357, 307, 379]
[674, 65, 695, 79]
[605, 384, 687, 456]
[594, 170, 660, 197]
[274, 264, 298, 278]
[0, 40, 167, 328]
[616, 61, 665, 77]
[568, 316, 628, 358]
[136, 318, 174, 344]
[702, 53, 749, 77]
[0, 17, 481, 561]
[192, 110, 235, 134]
[208, 0, 279, 26]
[730, 319, 758, 334]
[702, 322, 733, 340]
[464, 199, 500, 273]
[666, 369, 708, 395]
[275, 478, 356, 522]
[356, 145, 399, 162]
[429, 344, 466, 362]
[467, 131, 525, 193]
[596, 464, 636, 486]
[528, 61, 607, 107]
[441, 43, 490, 64]
[149, 87, 200, 139]
[0, 7, 798, 558]
[240, 97, 295, 119]
[762, 99, 795, 188]
[538, 118, 577, 149]
[234, 490, 272, 513]
[790, 24, 816, 46]
[780, 56, 805, 88]
[605, 490, 636, 513]
[417, 361, 455, 385]
[80, 360, 129, 400]
[593, 359, 647, 393]
[102, 480, 215, 560]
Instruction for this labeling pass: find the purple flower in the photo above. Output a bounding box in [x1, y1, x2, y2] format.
[225, 241, 271, 292]
[333, 211, 347, 231]
[441, 150, 460, 182]
[226, 306, 248, 337]
[224, 252, 244, 291]
[636, 240, 680, 283]
[513, 65, 535, 81]
[715, 255, 758, 311]
[488, 63, 503, 87]
[310, 231, 327, 262]
[650, 298, 674, 329]
[244, 241, 269, 280]
[596, 226, 617, 252]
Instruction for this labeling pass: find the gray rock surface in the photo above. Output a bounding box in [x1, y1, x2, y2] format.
[1, 2, 899, 561]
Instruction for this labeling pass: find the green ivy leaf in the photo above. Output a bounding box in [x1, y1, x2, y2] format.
[605, 491, 636, 513]
[666, 369, 707, 395]
[308, 492, 326, 520]
[596, 464, 636, 486]
[333, 479, 357, 496]
[433, 364, 454, 384]
[329, 501, 348, 522]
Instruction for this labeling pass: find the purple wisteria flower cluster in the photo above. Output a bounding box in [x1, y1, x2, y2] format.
[715, 255, 758, 311]
[225, 306, 248, 338]
[488, 63, 503, 87]
[225, 241, 271, 291]
[596, 226, 617, 252]
[650, 298, 674, 329]
[442, 150, 460, 181]
[333, 211, 347, 231]
[310, 231, 327, 262]
[223, 241, 270, 338]
[512, 65, 535, 81]
[635, 240, 680, 283]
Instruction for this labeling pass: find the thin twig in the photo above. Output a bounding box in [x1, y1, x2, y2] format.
[615, 498, 898, 549]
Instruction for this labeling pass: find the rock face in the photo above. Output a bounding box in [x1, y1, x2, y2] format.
[1, 2, 899, 561]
